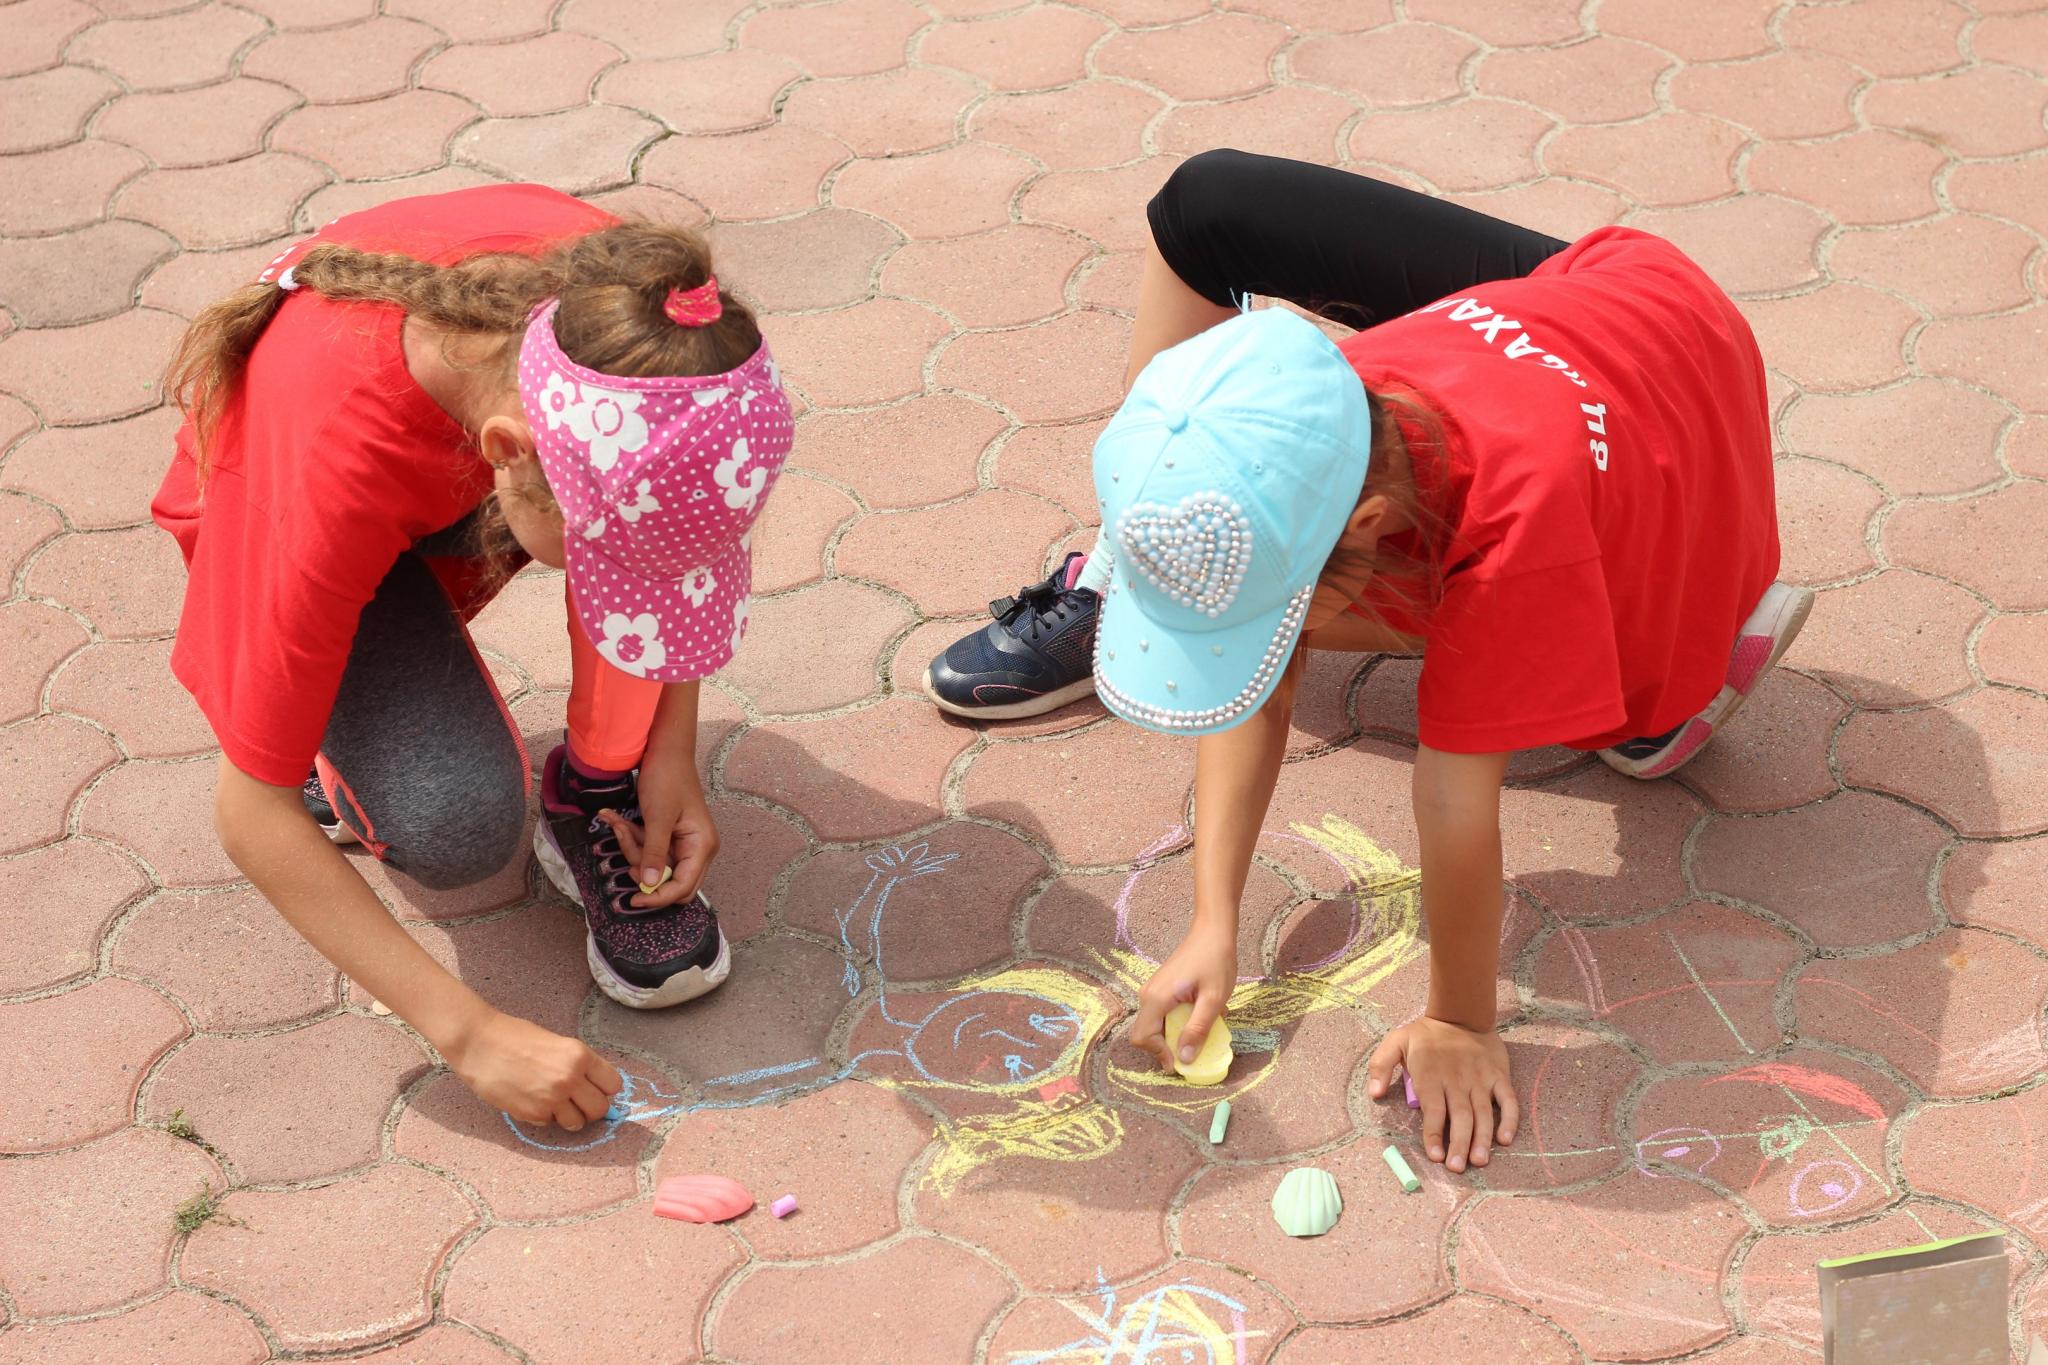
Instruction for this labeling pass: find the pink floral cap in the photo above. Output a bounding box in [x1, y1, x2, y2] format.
[518, 299, 793, 681]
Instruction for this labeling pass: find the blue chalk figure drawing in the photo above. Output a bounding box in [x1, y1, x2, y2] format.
[1011, 1267, 1262, 1365]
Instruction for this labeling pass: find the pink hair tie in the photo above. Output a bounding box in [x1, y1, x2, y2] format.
[662, 278, 723, 327]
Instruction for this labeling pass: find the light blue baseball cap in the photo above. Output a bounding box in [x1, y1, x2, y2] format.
[1092, 307, 1372, 735]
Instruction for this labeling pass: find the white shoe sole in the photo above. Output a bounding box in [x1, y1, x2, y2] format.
[532, 820, 732, 1010]
[923, 664, 1098, 721]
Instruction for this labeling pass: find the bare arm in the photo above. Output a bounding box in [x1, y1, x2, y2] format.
[1412, 744, 1511, 1030]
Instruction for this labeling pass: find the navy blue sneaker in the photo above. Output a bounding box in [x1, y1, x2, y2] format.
[924, 552, 1099, 719]
[533, 745, 730, 1010]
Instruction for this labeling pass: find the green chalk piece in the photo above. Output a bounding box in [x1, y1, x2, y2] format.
[1382, 1144, 1420, 1194]
[1208, 1100, 1231, 1145]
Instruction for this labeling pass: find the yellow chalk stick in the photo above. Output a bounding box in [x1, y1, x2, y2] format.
[1164, 1004, 1233, 1086]
[637, 866, 673, 896]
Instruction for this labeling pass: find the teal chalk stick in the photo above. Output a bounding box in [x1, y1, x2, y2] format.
[1382, 1144, 1420, 1193]
[1209, 1099, 1231, 1145]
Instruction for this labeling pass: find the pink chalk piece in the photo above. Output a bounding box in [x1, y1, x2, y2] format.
[1404, 1072, 1419, 1110]
[770, 1194, 799, 1219]
[653, 1173, 754, 1224]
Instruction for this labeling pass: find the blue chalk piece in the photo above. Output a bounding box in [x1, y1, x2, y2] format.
[606, 1101, 629, 1123]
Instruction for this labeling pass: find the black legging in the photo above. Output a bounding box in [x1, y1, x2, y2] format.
[1147, 149, 1569, 331]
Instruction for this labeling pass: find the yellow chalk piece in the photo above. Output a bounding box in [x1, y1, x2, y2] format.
[1164, 1004, 1233, 1086]
[637, 866, 672, 896]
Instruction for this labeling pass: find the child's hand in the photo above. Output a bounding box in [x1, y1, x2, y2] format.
[1368, 1017, 1518, 1173]
[1129, 922, 1236, 1071]
[447, 1009, 622, 1130]
[606, 751, 719, 909]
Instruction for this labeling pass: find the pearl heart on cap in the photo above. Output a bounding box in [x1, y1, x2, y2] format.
[1116, 492, 1252, 618]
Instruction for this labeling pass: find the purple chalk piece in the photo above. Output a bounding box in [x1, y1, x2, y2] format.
[1403, 1072, 1419, 1110]
[770, 1194, 799, 1219]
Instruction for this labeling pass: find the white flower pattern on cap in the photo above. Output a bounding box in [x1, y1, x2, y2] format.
[730, 597, 750, 655]
[596, 612, 668, 678]
[714, 437, 768, 514]
[614, 478, 660, 524]
[680, 567, 717, 608]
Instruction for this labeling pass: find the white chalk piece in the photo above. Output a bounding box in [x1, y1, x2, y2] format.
[1208, 1100, 1231, 1145]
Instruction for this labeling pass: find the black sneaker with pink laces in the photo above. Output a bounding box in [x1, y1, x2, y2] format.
[533, 744, 731, 1009]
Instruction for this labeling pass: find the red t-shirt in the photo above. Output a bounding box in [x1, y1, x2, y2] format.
[152, 184, 616, 787]
[1341, 226, 1778, 754]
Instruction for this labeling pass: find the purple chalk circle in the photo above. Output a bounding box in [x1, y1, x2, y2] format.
[770, 1194, 799, 1219]
[1403, 1072, 1418, 1109]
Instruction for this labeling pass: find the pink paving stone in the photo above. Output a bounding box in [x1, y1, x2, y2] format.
[1769, 458, 1883, 585]
[884, 226, 1088, 329]
[0, 976, 186, 1152]
[469, 568, 569, 689]
[1497, 763, 1701, 920]
[795, 395, 1001, 509]
[234, 0, 376, 24]
[599, 50, 800, 136]
[184, 1164, 477, 1353]
[0, 599, 84, 723]
[344, 1325, 520, 1365]
[1779, 0, 1969, 76]
[67, 4, 269, 91]
[1669, 49, 1862, 141]
[1978, 613, 2048, 693]
[717, 578, 911, 715]
[1478, 1023, 1639, 1192]
[714, 1236, 1010, 1363]
[969, 82, 1161, 173]
[990, 417, 1107, 524]
[0, 1290, 267, 1365]
[1899, 1085, 2048, 1249]
[1598, 0, 1775, 59]
[992, 1266, 1296, 1365]
[95, 78, 302, 168]
[1746, 131, 1947, 226]
[1531, 902, 1797, 1064]
[638, 121, 847, 219]
[1155, 84, 1359, 167]
[935, 311, 1130, 424]
[0, 1128, 220, 1317]
[581, 181, 712, 228]
[0, 218, 173, 327]
[918, 1109, 1199, 1292]
[115, 153, 333, 249]
[1349, 100, 1555, 194]
[111, 884, 343, 1031]
[655, 1080, 931, 1259]
[295, 166, 498, 231]
[1628, 195, 1826, 296]
[962, 722, 1193, 868]
[1919, 308, 2048, 417]
[51, 637, 213, 758]
[146, 1015, 430, 1183]
[1034, 845, 1290, 982]
[692, 799, 807, 944]
[269, 90, 479, 181]
[1020, 159, 1183, 254]
[0, 399, 35, 457]
[1886, 481, 2048, 610]
[384, 0, 558, 40]
[395, 1065, 650, 1221]
[0, 310, 184, 427]
[1180, 1134, 1464, 1321]
[0, 64, 120, 154]
[0, 0, 96, 78]
[1840, 689, 2048, 838]
[1228, 0, 1392, 28]
[1675, 668, 1845, 815]
[711, 210, 900, 314]
[421, 32, 623, 118]
[1976, 9, 2048, 67]
[918, 7, 1109, 92]
[1070, 0, 1208, 19]
[1831, 215, 2040, 317]
[1276, 1298, 1578, 1363]
[1545, 111, 1746, 207]
[1779, 380, 2006, 497]
[453, 104, 662, 198]
[392, 903, 592, 1038]
[1472, 36, 1670, 125]
[1449, 179, 1630, 241]
[833, 142, 1035, 239]
[1694, 791, 1946, 948]
[1737, 1203, 1996, 1346]
[590, 934, 850, 1101]
[1462, 1176, 1743, 1359]
[1799, 928, 2048, 1097]
[0, 140, 147, 235]
[447, 1204, 741, 1365]
[724, 700, 975, 842]
[81, 758, 242, 887]
[742, 0, 926, 77]
[0, 715, 118, 855]
[2, 406, 180, 529]
[1786, 570, 1982, 708]
[0, 837, 146, 993]
[1406, 0, 1583, 44]
[781, 66, 978, 158]
[558, 0, 746, 58]
[241, 16, 444, 104]
[750, 474, 854, 593]
[1866, 67, 2048, 158]
[1289, 24, 1480, 108]
[763, 299, 952, 408]
[0, 490, 58, 588]
[1155, 1000, 1372, 1159]
[783, 820, 1046, 980]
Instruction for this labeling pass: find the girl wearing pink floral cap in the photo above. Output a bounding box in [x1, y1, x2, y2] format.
[156, 184, 793, 1128]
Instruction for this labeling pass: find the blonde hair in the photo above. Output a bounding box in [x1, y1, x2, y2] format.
[1320, 385, 1455, 628]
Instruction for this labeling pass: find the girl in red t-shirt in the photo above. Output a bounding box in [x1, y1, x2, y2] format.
[156, 185, 794, 1129]
[926, 150, 1810, 1177]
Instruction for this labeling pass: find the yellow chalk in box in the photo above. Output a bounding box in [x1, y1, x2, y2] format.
[1164, 1004, 1234, 1086]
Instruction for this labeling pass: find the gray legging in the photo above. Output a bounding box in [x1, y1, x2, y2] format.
[318, 543, 530, 890]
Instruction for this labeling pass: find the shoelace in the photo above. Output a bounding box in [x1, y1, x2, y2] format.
[587, 812, 652, 913]
[990, 576, 1082, 647]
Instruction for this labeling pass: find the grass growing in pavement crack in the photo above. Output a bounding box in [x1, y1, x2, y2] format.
[163, 1107, 201, 1143]
[173, 1184, 241, 1236]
